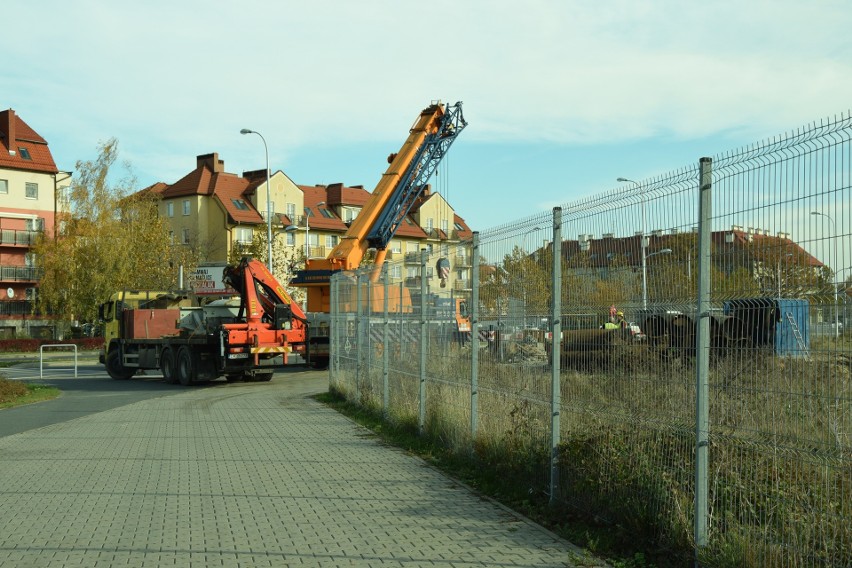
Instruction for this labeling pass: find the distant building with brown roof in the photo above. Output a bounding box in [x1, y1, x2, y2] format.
[151, 153, 474, 294]
[0, 108, 71, 338]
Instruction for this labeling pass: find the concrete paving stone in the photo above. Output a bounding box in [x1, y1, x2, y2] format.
[0, 373, 603, 568]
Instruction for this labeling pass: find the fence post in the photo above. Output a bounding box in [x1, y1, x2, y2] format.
[366, 270, 372, 390]
[550, 207, 563, 504]
[695, 157, 713, 557]
[419, 249, 428, 435]
[330, 274, 338, 379]
[470, 232, 480, 446]
[382, 261, 390, 417]
[356, 271, 363, 400]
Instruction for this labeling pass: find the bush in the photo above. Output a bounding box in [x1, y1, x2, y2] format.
[0, 337, 104, 353]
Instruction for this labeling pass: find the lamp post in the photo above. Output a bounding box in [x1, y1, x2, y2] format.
[645, 248, 672, 303]
[618, 177, 650, 309]
[811, 211, 839, 338]
[287, 201, 325, 259]
[522, 227, 542, 327]
[240, 128, 273, 272]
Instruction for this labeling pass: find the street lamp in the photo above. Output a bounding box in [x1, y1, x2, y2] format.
[522, 226, 542, 327]
[618, 177, 650, 309]
[286, 201, 324, 259]
[240, 128, 273, 273]
[811, 211, 839, 338]
[645, 248, 672, 304]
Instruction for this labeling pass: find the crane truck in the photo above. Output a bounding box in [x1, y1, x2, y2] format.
[290, 101, 469, 366]
[98, 257, 308, 384]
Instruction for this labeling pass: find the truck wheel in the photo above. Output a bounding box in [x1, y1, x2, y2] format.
[161, 348, 178, 384]
[255, 372, 273, 382]
[176, 346, 196, 386]
[106, 347, 135, 380]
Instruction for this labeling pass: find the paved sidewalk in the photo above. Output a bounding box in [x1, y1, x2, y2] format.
[0, 371, 603, 567]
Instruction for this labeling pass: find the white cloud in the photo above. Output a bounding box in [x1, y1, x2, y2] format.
[4, 0, 852, 200]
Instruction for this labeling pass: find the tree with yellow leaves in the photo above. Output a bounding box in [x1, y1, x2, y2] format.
[32, 138, 199, 326]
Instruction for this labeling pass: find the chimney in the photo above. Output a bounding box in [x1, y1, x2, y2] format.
[196, 152, 224, 173]
[1, 109, 16, 154]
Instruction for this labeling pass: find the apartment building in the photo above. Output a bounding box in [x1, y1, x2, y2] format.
[152, 153, 473, 293]
[0, 108, 71, 338]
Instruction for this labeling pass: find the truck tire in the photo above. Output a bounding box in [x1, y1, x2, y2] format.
[176, 346, 196, 386]
[106, 347, 135, 380]
[255, 372, 273, 382]
[161, 348, 178, 384]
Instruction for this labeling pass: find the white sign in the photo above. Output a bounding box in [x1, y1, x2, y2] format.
[188, 264, 236, 296]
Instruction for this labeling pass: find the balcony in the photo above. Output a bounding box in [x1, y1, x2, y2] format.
[453, 280, 472, 292]
[0, 229, 41, 246]
[0, 300, 45, 316]
[454, 254, 471, 268]
[0, 266, 42, 282]
[404, 252, 422, 265]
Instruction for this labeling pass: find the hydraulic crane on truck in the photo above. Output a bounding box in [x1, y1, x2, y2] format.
[99, 257, 308, 385]
[290, 101, 468, 363]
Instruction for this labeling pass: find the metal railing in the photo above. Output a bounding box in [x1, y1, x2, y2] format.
[0, 266, 42, 281]
[0, 229, 41, 246]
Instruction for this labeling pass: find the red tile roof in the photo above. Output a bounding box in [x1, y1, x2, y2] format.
[0, 109, 58, 174]
[158, 153, 263, 224]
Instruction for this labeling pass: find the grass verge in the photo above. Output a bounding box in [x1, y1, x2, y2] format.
[0, 376, 61, 409]
[315, 388, 667, 568]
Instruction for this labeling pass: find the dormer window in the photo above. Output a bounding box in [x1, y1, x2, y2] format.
[18, 147, 31, 160]
[231, 198, 249, 211]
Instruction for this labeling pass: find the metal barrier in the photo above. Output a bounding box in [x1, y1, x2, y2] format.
[330, 110, 852, 567]
[40, 344, 78, 378]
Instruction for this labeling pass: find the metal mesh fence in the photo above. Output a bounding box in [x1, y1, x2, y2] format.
[329, 112, 852, 567]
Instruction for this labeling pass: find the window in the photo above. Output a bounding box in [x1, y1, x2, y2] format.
[320, 208, 335, 218]
[235, 227, 252, 244]
[325, 235, 338, 248]
[182, 200, 190, 216]
[167, 202, 174, 217]
[286, 232, 295, 246]
[18, 147, 31, 160]
[441, 219, 449, 233]
[26, 217, 44, 232]
[390, 240, 401, 253]
[0, 179, 7, 194]
[169, 231, 174, 244]
[407, 267, 418, 278]
[390, 266, 402, 278]
[25, 253, 35, 267]
[407, 242, 419, 253]
[231, 198, 249, 211]
[25, 182, 38, 199]
[286, 203, 296, 217]
[182, 228, 191, 244]
[426, 218, 434, 232]
[305, 207, 314, 218]
[454, 222, 464, 231]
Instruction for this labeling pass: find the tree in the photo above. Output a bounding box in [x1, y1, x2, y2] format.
[228, 228, 307, 306]
[32, 138, 199, 325]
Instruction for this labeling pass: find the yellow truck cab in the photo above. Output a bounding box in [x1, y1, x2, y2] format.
[98, 290, 192, 364]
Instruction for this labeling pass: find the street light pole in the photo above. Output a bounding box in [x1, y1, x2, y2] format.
[240, 128, 273, 273]
[618, 177, 649, 309]
[811, 211, 839, 337]
[522, 227, 542, 327]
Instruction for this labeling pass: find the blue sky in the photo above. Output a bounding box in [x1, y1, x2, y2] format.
[5, 0, 852, 232]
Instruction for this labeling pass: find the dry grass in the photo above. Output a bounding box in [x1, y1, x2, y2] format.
[332, 338, 852, 567]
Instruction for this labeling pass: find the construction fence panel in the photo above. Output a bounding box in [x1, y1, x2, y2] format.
[328, 111, 852, 567]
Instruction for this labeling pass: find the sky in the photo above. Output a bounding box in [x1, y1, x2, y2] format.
[4, 0, 852, 233]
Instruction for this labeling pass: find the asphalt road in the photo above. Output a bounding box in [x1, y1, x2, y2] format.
[0, 359, 325, 438]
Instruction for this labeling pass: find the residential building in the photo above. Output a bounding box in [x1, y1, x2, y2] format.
[151, 153, 473, 295]
[0, 108, 70, 338]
